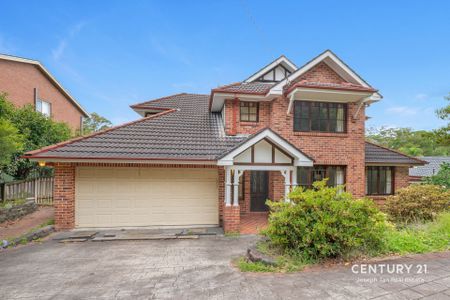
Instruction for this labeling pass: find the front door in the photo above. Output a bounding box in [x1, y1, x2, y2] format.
[250, 171, 269, 212]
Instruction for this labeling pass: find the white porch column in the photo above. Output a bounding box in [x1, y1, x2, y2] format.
[280, 169, 291, 202]
[232, 169, 243, 206]
[292, 167, 298, 188]
[225, 166, 232, 206]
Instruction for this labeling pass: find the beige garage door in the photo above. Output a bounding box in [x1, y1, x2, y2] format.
[75, 167, 219, 228]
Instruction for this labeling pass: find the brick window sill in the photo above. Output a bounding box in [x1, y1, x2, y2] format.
[293, 131, 349, 138]
[240, 122, 260, 127]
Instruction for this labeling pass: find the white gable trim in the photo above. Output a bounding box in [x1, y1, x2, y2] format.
[217, 129, 313, 166]
[244, 56, 297, 83]
[270, 50, 382, 99]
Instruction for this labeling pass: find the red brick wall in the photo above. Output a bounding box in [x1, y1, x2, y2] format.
[223, 95, 366, 197]
[224, 99, 271, 135]
[0, 59, 85, 130]
[53, 163, 76, 230]
[223, 206, 240, 233]
[296, 62, 346, 83]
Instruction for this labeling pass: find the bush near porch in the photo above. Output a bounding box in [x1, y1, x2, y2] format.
[263, 181, 388, 261]
[238, 182, 450, 272]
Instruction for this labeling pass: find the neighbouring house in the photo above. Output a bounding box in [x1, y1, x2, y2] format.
[24, 50, 425, 233]
[0, 53, 89, 131]
[409, 156, 450, 183]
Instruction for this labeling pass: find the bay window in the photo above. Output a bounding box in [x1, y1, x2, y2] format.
[297, 166, 346, 188]
[294, 101, 346, 133]
[366, 166, 394, 195]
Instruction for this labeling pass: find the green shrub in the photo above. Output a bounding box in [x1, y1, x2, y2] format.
[263, 180, 388, 260]
[384, 184, 450, 224]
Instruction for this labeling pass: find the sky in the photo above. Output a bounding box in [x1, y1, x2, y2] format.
[1, 0, 449, 130]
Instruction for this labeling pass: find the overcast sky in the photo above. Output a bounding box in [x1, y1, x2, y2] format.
[1, 0, 449, 130]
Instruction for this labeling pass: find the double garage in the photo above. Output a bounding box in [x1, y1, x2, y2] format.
[74, 166, 219, 228]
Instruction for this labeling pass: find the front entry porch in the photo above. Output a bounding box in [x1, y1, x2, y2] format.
[217, 129, 314, 233]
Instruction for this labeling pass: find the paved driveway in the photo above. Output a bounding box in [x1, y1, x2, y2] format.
[0, 235, 449, 299]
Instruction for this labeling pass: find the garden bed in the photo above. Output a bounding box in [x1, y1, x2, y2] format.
[0, 198, 37, 223]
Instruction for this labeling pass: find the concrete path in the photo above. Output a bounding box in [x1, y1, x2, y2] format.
[0, 235, 449, 299]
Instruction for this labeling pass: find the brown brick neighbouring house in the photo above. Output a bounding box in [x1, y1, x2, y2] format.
[24, 50, 425, 233]
[0, 53, 89, 131]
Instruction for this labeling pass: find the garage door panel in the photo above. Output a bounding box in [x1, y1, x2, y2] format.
[75, 167, 219, 227]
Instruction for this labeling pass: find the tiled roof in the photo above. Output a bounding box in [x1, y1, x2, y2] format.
[287, 81, 377, 93]
[212, 82, 274, 95]
[409, 156, 450, 177]
[26, 94, 245, 161]
[365, 142, 426, 165]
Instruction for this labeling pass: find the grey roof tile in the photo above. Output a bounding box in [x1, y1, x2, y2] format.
[365, 142, 426, 165]
[30, 93, 245, 160]
[409, 156, 450, 177]
[213, 82, 274, 94]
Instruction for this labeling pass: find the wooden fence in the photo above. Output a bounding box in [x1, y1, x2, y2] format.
[0, 177, 54, 205]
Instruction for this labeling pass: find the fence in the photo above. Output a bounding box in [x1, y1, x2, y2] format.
[1, 177, 54, 205]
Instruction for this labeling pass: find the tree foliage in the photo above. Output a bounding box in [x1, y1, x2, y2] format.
[425, 162, 450, 189]
[82, 112, 112, 134]
[0, 93, 72, 179]
[366, 127, 449, 156]
[434, 93, 450, 146]
[0, 118, 23, 167]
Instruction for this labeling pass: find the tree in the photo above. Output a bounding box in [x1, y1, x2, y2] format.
[425, 162, 450, 189]
[0, 94, 72, 179]
[82, 112, 112, 134]
[0, 118, 23, 167]
[434, 93, 450, 146]
[366, 127, 450, 156]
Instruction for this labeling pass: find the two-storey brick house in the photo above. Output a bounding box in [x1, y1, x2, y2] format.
[0, 54, 89, 131]
[25, 50, 424, 233]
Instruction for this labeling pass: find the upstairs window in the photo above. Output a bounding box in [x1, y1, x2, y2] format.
[366, 166, 394, 195]
[297, 166, 346, 188]
[36, 99, 51, 117]
[294, 101, 346, 133]
[240, 102, 259, 122]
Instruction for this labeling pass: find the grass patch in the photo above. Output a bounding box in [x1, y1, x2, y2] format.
[235, 257, 278, 272]
[384, 212, 450, 255]
[0, 198, 26, 209]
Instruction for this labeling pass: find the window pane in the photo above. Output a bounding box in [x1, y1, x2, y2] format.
[249, 114, 257, 121]
[336, 105, 345, 132]
[336, 167, 345, 185]
[326, 166, 336, 186]
[36, 99, 42, 112]
[300, 118, 310, 131]
[386, 168, 392, 194]
[311, 103, 320, 131]
[297, 167, 310, 187]
[370, 168, 378, 194]
[301, 102, 309, 118]
[380, 168, 387, 194]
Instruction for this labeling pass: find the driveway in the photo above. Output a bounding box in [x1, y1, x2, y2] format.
[0, 235, 449, 299]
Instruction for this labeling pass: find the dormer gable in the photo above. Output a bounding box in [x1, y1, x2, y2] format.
[244, 55, 297, 83]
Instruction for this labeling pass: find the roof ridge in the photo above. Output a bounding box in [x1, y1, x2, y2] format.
[365, 141, 427, 164]
[129, 93, 188, 108]
[24, 109, 178, 158]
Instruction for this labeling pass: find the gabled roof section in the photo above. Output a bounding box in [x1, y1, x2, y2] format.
[365, 142, 427, 166]
[244, 55, 297, 83]
[270, 50, 382, 100]
[218, 128, 314, 166]
[25, 94, 246, 162]
[0, 53, 89, 117]
[212, 82, 275, 95]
